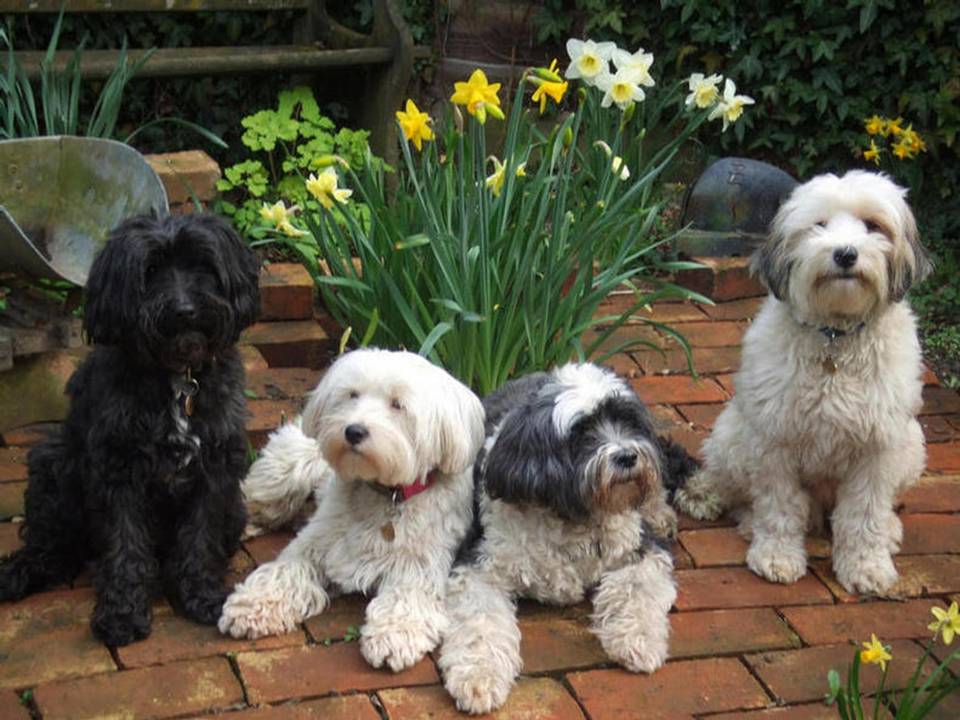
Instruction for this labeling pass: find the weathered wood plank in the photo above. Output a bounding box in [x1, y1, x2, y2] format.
[6, 45, 393, 79]
[0, 1, 308, 11]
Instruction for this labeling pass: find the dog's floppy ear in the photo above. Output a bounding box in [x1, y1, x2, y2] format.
[83, 216, 157, 345]
[889, 203, 933, 302]
[482, 392, 589, 521]
[184, 214, 261, 338]
[428, 370, 485, 476]
[750, 223, 792, 301]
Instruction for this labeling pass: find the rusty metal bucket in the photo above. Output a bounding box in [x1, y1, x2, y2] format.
[0, 136, 168, 286]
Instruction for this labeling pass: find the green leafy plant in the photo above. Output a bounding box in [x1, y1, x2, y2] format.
[215, 86, 381, 239]
[342, 624, 360, 642]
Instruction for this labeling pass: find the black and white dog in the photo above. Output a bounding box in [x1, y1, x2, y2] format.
[439, 363, 697, 714]
[0, 213, 260, 646]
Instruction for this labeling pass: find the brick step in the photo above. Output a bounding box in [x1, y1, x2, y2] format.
[258, 263, 316, 322]
[240, 318, 335, 370]
[245, 367, 323, 402]
[675, 256, 766, 302]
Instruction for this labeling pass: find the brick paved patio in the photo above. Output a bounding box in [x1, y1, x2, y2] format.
[0, 264, 957, 719]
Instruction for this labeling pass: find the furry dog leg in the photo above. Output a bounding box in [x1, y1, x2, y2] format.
[242, 418, 332, 536]
[439, 567, 521, 715]
[591, 544, 676, 672]
[361, 580, 449, 673]
[832, 421, 925, 595]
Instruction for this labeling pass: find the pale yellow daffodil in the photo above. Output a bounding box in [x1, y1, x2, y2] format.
[395, 99, 434, 151]
[564, 38, 616, 87]
[306, 167, 353, 210]
[708, 78, 755, 132]
[685, 72, 723, 109]
[451, 69, 504, 124]
[611, 47, 655, 88]
[860, 634, 892, 671]
[597, 67, 647, 110]
[929, 601, 960, 645]
[260, 200, 306, 237]
[485, 156, 506, 197]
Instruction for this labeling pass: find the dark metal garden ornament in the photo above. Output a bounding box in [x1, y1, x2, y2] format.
[0, 136, 168, 286]
[677, 157, 798, 257]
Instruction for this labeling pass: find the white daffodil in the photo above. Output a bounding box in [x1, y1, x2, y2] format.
[611, 156, 630, 181]
[708, 78, 755, 131]
[596, 67, 647, 110]
[685, 72, 723, 109]
[611, 47, 655, 88]
[565, 38, 616, 86]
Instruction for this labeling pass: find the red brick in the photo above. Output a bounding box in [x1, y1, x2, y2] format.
[208, 695, 380, 720]
[900, 513, 960, 554]
[665, 426, 708, 461]
[0, 447, 27, 482]
[517, 599, 592, 622]
[676, 256, 766, 302]
[146, 150, 221, 205]
[599, 352, 641, 378]
[379, 678, 585, 720]
[708, 703, 836, 720]
[0, 521, 23, 555]
[927, 442, 960, 473]
[235, 642, 438, 704]
[630, 375, 727, 405]
[240, 320, 334, 369]
[664, 321, 747, 348]
[679, 528, 831, 568]
[922, 387, 960, 415]
[34, 656, 242, 720]
[676, 403, 724, 430]
[0, 422, 59, 448]
[669, 608, 800, 659]
[671, 540, 695, 570]
[227, 548, 256, 587]
[922, 366, 941, 386]
[303, 593, 367, 643]
[117, 604, 303, 669]
[921, 415, 959, 443]
[898, 475, 960, 512]
[0, 481, 24, 519]
[699, 297, 764, 321]
[746, 639, 925, 703]
[675, 567, 833, 611]
[246, 368, 322, 402]
[0, 588, 115, 690]
[677, 511, 736, 532]
[519, 618, 606, 672]
[634, 303, 710, 324]
[893, 554, 960, 596]
[247, 399, 301, 448]
[715, 373, 737, 395]
[649, 404, 686, 433]
[780, 598, 944, 645]
[582, 324, 663, 354]
[244, 531, 295, 566]
[0, 694, 30, 720]
[634, 346, 742, 375]
[239, 345, 269, 374]
[567, 657, 768, 720]
[259, 263, 315, 321]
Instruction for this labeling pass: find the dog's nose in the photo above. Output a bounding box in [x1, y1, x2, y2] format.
[612, 450, 638, 469]
[344, 424, 369, 446]
[833, 246, 858, 269]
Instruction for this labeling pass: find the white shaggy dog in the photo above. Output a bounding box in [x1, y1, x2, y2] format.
[676, 171, 932, 596]
[218, 349, 485, 672]
[439, 364, 697, 714]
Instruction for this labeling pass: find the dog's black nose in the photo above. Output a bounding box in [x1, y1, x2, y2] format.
[612, 450, 638, 469]
[175, 301, 197, 322]
[833, 246, 858, 269]
[344, 424, 368, 446]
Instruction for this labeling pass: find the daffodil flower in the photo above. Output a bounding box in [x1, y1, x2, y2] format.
[451, 69, 504, 124]
[515, 162, 527, 178]
[863, 139, 881, 165]
[929, 601, 960, 645]
[593, 141, 630, 180]
[864, 115, 887, 136]
[565, 38, 616, 86]
[611, 48, 655, 88]
[531, 75, 569, 114]
[886, 117, 905, 136]
[900, 125, 927, 154]
[306, 167, 353, 210]
[596, 67, 647, 110]
[533, 58, 563, 84]
[486, 156, 506, 197]
[891, 138, 914, 160]
[708, 78, 755, 132]
[395, 99, 434, 151]
[685, 73, 723, 109]
[260, 201, 306, 237]
[860, 634, 892, 671]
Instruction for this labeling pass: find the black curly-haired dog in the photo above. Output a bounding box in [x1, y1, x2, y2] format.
[0, 213, 260, 646]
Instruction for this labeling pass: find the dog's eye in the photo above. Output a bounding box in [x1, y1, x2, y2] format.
[814, 220, 827, 229]
[864, 219, 882, 235]
[348, 390, 359, 400]
[391, 398, 403, 411]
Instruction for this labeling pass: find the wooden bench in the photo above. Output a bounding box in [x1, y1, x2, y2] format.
[0, 0, 418, 162]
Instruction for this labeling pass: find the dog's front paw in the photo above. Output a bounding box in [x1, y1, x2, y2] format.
[91, 606, 152, 647]
[647, 504, 678, 540]
[443, 660, 514, 715]
[674, 484, 724, 521]
[598, 621, 669, 673]
[182, 588, 229, 626]
[746, 538, 807, 584]
[360, 625, 436, 672]
[834, 551, 899, 597]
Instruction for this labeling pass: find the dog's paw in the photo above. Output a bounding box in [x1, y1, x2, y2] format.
[217, 590, 303, 639]
[91, 608, 152, 647]
[443, 661, 513, 715]
[674, 485, 724, 521]
[746, 538, 807, 584]
[647, 504, 678, 540]
[182, 589, 229, 626]
[834, 552, 899, 597]
[360, 626, 436, 672]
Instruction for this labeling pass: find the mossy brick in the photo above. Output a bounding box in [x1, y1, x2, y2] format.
[676, 256, 766, 302]
[898, 475, 960, 512]
[780, 598, 944, 645]
[209, 695, 381, 720]
[674, 567, 832, 611]
[669, 607, 801, 659]
[145, 150, 221, 205]
[518, 617, 607, 673]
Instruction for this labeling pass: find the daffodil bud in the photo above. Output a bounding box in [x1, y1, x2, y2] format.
[578, 87, 587, 104]
[621, 101, 636, 125]
[475, 104, 488, 125]
[313, 154, 349, 170]
[453, 105, 464, 133]
[562, 126, 574, 148]
[487, 103, 505, 121]
[593, 140, 612, 157]
[533, 65, 563, 84]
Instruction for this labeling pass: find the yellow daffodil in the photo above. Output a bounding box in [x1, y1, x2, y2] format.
[891, 138, 914, 160]
[929, 601, 960, 645]
[260, 200, 306, 237]
[611, 47, 655, 88]
[395, 99, 434, 151]
[685, 72, 723, 109]
[565, 38, 616, 87]
[863, 139, 881, 165]
[597, 67, 648, 110]
[486, 156, 506, 197]
[900, 125, 927, 154]
[515, 162, 527, 178]
[864, 115, 887, 136]
[886, 117, 905, 136]
[708, 78, 755, 132]
[531, 77, 569, 114]
[306, 167, 353, 210]
[450, 69, 504, 124]
[860, 634, 892, 671]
